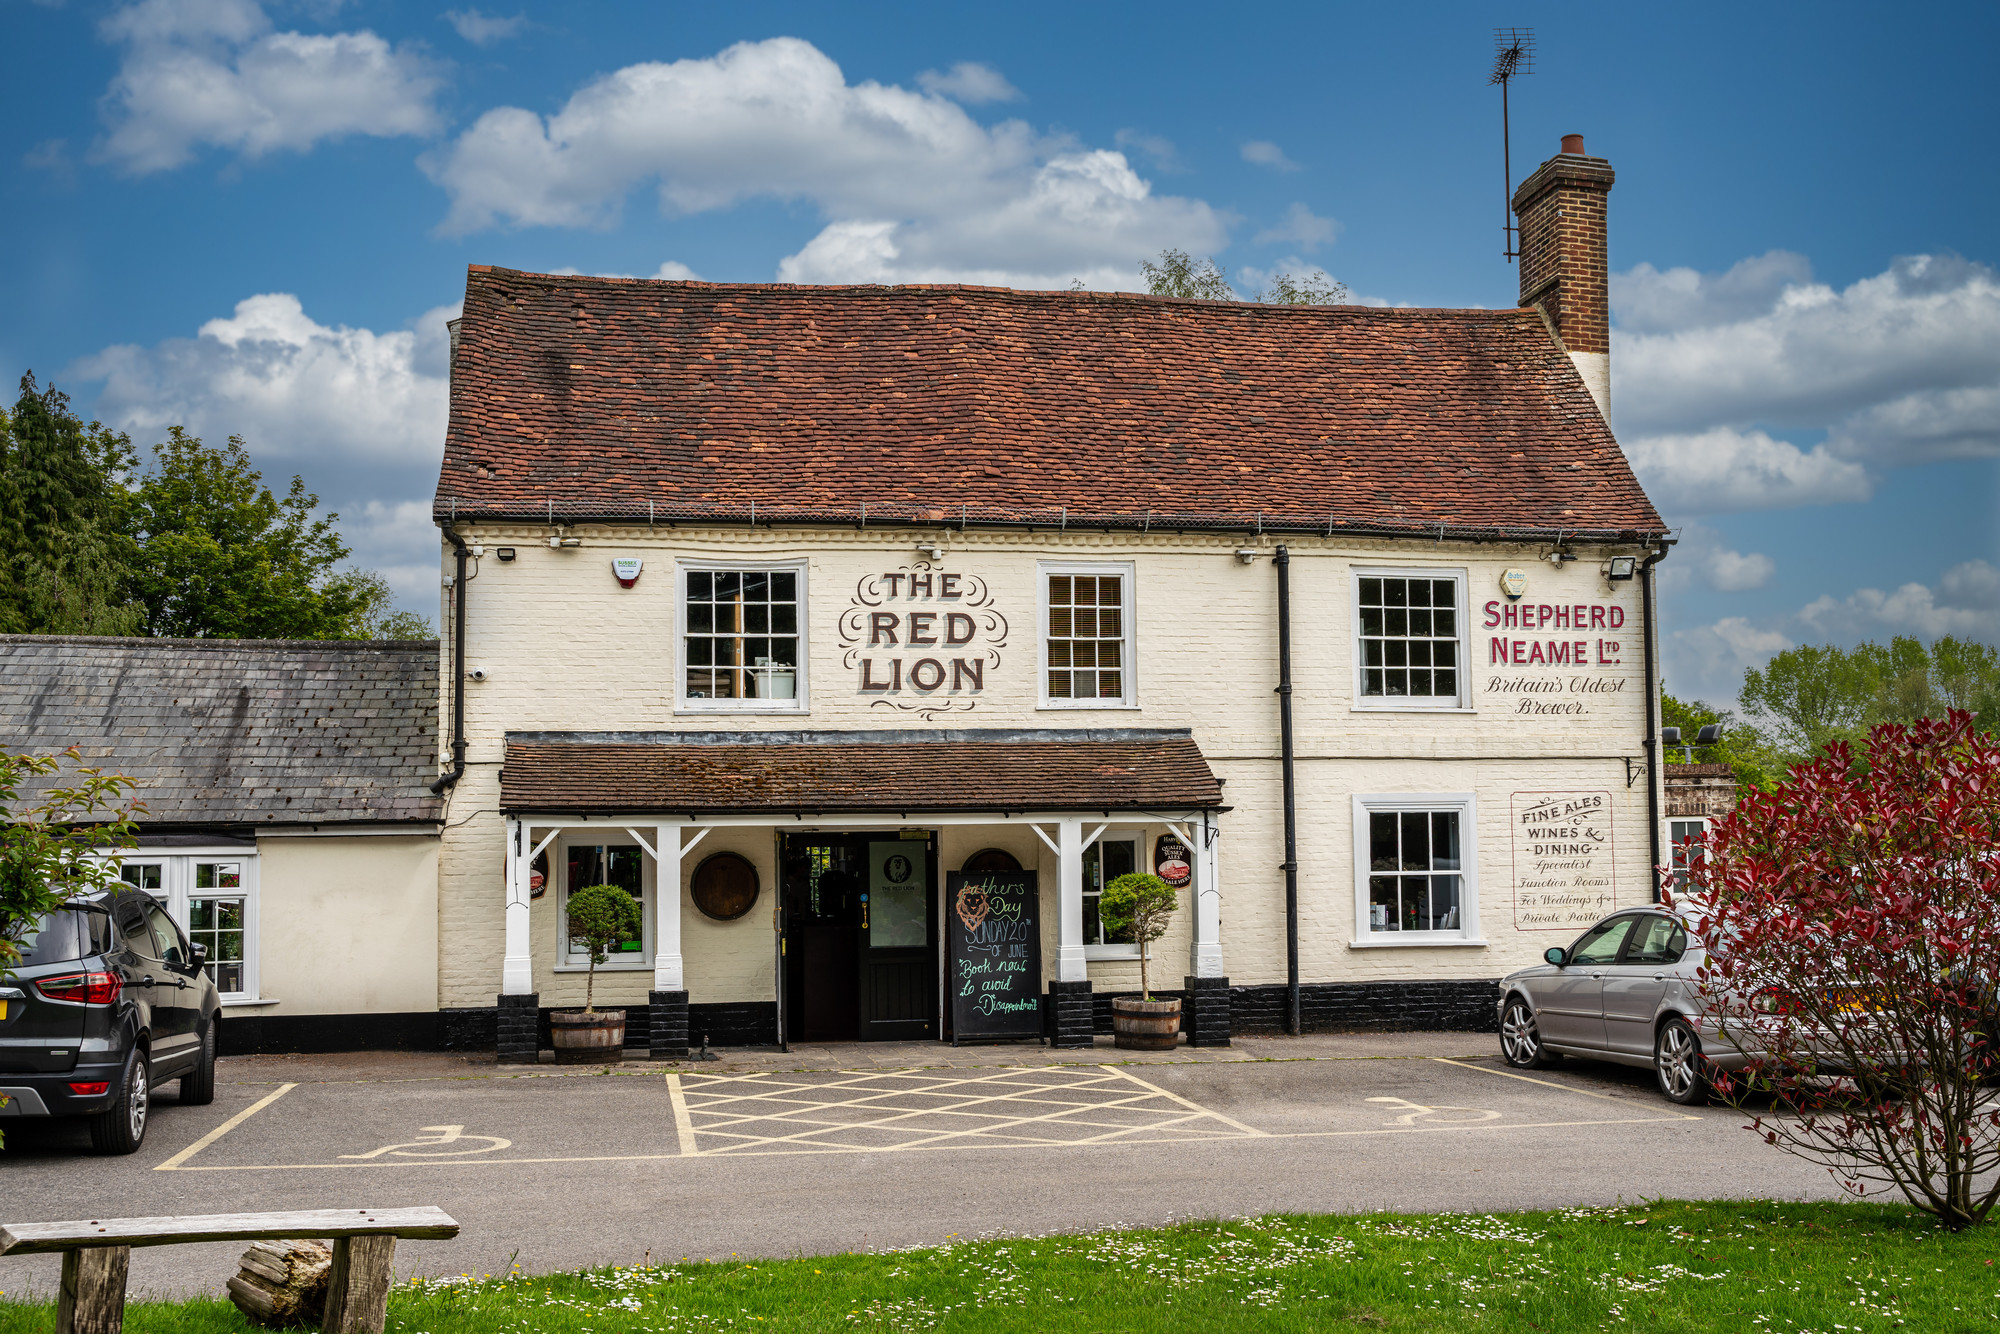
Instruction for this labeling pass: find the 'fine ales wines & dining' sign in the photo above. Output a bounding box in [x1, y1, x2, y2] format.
[946, 870, 1042, 1043]
[1510, 790, 1616, 932]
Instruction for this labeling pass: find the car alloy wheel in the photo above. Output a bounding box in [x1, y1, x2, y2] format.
[1655, 1018, 1707, 1105]
[126, 1058, 149, 1141]
[1500, 998, 1546, 1068]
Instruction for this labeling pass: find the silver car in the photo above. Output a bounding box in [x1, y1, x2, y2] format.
[1496, 908, 1753, 1105]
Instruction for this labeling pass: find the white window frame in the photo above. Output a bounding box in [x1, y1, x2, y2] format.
[1350, 793, 1484, 947]
[1083, 835, 1143, 960]
[1349, 565, 1473, 712]
[106, 848, 262, 1003]
[1668, 816, 1710, 891]
[1038, 560, 1138, 710]
[553, 834, 655, 973]
[674, 558, 810, 715]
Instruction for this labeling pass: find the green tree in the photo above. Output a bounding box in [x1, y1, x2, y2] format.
[1099, 872, 1180, 1001]
[564, 883, 641, 1012]
[1257, 269, 1349, 305]
[127, 428, 377, 639]
[346, 570, 436, 640]
[1739, 643, 1879, 758]
[1737, 637, 2000, 771]
[1659, 692, 1778, 792]
[0, 375, 144, 636]
[1139, 249, 1237, 301]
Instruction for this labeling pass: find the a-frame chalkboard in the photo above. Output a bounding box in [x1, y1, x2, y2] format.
[945, 870, 1042, 1043]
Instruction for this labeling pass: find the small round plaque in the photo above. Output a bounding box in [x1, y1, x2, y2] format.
[690, 852, 760, 921]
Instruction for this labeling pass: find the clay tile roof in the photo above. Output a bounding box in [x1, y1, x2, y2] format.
[436, 268, 1665, 541]
[500, 729, 1223, 814]
[0, 635, 443, 826]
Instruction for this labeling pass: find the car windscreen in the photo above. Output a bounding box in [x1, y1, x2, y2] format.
[11, 908, 111, 967]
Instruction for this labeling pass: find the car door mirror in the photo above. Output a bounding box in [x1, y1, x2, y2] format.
[1544, 947, 1567, 967]
[190, 943, 208, 969]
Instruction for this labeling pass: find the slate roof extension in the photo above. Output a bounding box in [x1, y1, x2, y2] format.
[0, 636, 443, 827]
[435, 269, 1667, 542]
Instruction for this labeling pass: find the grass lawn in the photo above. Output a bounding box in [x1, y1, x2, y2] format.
[3, 1199, 1997, 1332]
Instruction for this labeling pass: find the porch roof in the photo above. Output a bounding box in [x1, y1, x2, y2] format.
[499, 728, 1224, 815]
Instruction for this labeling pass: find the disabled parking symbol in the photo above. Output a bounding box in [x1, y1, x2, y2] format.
[340, 1124, 514, 1159]
[1365, 1096, 1501, 1127]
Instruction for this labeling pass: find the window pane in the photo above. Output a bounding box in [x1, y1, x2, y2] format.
[1384, 580, 1408, 608]
[771, 571, 796, 601]
[1435, 669, 1457, 696]
[1368, 877, 1398, 930]
[1072, 608, 1097, 637]
[1399, 812, 1429, 870]
[745, 604, 768, 633]
[715, 571, 740, 598]
[1098, 671, 1122, 697]
[1369, 812, 1397, 870]
[1049, 575, 1071, 603]
[1360, 607, 1384, 636]
[1049, 606, 1073, 637]
[1048, 670, 1072, 697]
[743, 572, 768, 600]
[688, 603, 714, 633]
[1429, 876, 1461, 930]
[688, 571, 712, 599]
[1048, 641, 1071, 667]
[1434, 608, 1455, 637]
[1432, 579, 1457, 609]
[1359, 577, 1381, 604]
[1384, 608, 1407, 637]
[1363, 668, 1384, 694]
[120, 863, 163, 891]
[1072, 641, 1096, 668]
[772, 604, 797, 634]
[1097, 577, 1121, 606]
[1431, 812, 1460, 869]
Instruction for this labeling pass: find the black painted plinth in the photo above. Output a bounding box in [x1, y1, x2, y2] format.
[496, 992, 540, 1064]
[649, 989, 691, 1060]
[1183, 975, 1233, 1047]
[1046, 979, 1093, 1049]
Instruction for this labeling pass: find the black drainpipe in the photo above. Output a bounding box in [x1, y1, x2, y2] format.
[431, 527, 469, 795]
[1639, 543, 1668, 900]
[1274, 545, 1300, 1035]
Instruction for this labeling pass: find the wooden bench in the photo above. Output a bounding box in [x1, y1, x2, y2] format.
[0, 1206, 460, 1334]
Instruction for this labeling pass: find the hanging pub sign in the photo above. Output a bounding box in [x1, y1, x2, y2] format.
[945, 869, 1042, 1043]
[1154, 834, 1192, 888]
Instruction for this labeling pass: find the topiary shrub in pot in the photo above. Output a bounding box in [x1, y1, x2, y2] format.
[1100, 871, 1182, 1050]
[551, 883, 641, 1064]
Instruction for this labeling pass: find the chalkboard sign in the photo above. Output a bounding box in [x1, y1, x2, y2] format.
[946, 870, 1043, 1043]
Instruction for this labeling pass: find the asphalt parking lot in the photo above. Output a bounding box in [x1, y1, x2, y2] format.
[0, 1034, 1846, 1299]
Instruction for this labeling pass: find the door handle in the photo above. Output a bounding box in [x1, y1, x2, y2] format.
[141, 976, 156, 987]
[1589, 971, 1603, 980]
[1653, 973, 1667, 981]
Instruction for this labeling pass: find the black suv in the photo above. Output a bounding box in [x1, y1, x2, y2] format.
[0, 888, 221, 1153]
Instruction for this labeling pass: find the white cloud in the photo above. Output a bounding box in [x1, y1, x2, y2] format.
[1113, 128, 1182, 173]
[1701, 547, 1776, 593]
[1799, 560, 2000, 642]
[547, 260, 703, 281]
[70, 293, 454, 604]
[1253, 202, 1338, 251]
[1621, 426, 1871, 513]
[915, 61, 1021, 104]
[423, 37, 1227, 289]
[1240, 140, 1297, 171]
[1613, 253, 2000, 511]
[1665, 617, 1794, 703]
[443, 8, 525, 46]
[94, 0, 444, 173]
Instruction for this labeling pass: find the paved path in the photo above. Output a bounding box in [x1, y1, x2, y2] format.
[0, 1033, 1845, 1300]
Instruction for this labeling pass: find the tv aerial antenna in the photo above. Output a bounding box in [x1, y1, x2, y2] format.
[1490, 27, 1535, 263]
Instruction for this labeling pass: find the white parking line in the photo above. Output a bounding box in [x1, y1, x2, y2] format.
[154, 1083, 298, 1171]
[1431, 1058, 1701, 1120]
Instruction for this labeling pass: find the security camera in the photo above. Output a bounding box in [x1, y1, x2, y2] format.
[468, 667, 489, 683]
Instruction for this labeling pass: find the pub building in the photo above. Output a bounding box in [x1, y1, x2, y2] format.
[429, 136, 1672, 1059]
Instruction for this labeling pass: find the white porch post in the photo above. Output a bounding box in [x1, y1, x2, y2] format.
[1190, 812, 1224, 979]
[653, 823, 684, 992]
[501, 817, 534, 995]
[1057, 816, 1087, 983]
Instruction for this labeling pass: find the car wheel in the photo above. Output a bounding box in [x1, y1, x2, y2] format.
[1655, 1016, 1710, 1106]
[89, 1048, 149, 1155]
[180, 1019, 217, 1106]
[1500, 996, 1558, 1069]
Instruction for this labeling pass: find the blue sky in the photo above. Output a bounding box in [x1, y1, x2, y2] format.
[4, 0, 1995, 703]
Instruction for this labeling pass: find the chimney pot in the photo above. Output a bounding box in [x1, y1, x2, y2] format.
[1562, 133, 1586, 155]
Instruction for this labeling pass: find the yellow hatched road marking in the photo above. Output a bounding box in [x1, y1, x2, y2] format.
[664, 1073, 698, 1156]
[155, 1082, 298, 1171]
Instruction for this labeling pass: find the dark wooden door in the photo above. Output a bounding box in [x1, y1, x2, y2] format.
[858, 836, 938, 1041]
[781, 836, 860, 1042]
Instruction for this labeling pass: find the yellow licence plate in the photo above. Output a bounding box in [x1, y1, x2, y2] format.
[0, 1000, 8, 1021]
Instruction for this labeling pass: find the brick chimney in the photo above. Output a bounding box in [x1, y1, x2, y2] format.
[1513, 134, 1615, 416]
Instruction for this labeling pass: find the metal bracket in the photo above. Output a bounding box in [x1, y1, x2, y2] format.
[1624, 757, 1643, 788]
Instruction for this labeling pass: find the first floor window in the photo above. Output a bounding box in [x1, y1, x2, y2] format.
[682, 566, 804, 708]
[1354, 570, 1464, 705]
[1082, 838, 1138, 949]
[1353, 795, 1479, 941]
[563, 843, 648, 963]
[1668, 818, 1708, 891]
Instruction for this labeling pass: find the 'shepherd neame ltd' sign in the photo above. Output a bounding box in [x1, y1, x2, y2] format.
[1510, 790, 1616, 932]
[946, 870, 1042, 1043]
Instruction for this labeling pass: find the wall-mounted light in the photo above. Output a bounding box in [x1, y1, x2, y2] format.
[1546, 548, 1577, 567]
[917, 542, 947, 561]
[496, 547, 517, 562]
[1605, 555, 1636, 580]
[1234, 548, 1259, 565]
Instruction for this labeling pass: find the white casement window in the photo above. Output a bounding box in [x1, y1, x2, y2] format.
[1082, 837, 1141, 959]
[112, 850, 260, 1000]
[1351, 794, 1483, 946]
[677, 561, 809, 713]
[1039, 562, 1137, 708]
[1351, 567, 1470, 710]
[1668, 818, 1709, 892]
[556, 840, 652, 970]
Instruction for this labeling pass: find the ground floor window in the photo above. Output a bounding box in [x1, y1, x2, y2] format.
[1082, 837, 1139, 956]
[114, 850, 259, 999]
[1351, 794, 1480, 944]
[1668, 818, 1709, 891]
[561, 842, 650, 965]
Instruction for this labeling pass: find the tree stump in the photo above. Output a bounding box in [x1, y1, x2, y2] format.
[226, 1240, 333, 1327]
